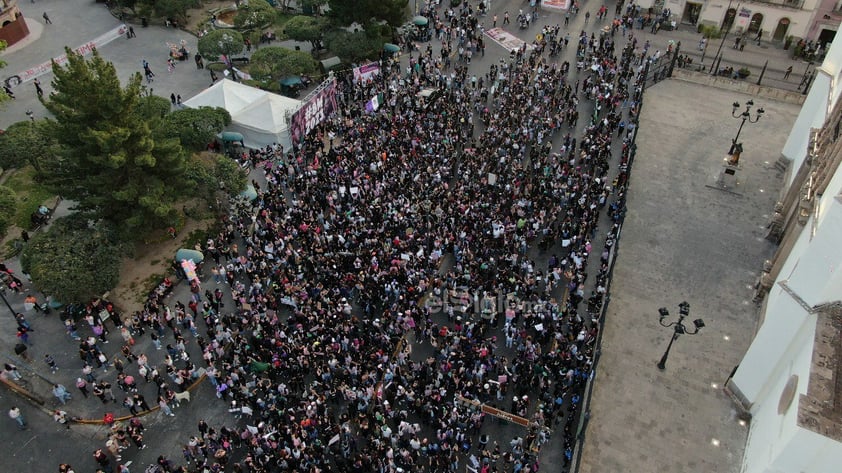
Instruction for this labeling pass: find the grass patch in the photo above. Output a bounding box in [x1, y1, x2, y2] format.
[4, 166, 57, 230]
[136, 272, 167, 304]
[3, 238, 24, 259]
[184, 227, 210, 250]
[272, 13, 293, 39]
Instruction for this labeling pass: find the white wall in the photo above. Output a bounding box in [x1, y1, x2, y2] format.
[730, 282, 811, 402]
[781, 30, 842, 188]
[781, 72, 831, 187]
[785, 200, 842, 306]
[740, 318, 815, 473]
[770, 428, 842, 472]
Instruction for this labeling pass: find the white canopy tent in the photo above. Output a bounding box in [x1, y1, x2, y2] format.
[183, 79, 302, 150]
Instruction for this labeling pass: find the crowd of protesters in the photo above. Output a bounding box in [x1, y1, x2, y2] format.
[25, 2, 662, 472]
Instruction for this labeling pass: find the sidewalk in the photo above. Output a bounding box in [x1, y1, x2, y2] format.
[577, 76, 802, 473]
[634, 23, 813, 92]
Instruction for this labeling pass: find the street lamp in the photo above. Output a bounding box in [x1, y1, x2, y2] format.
[657, 301, 705, 370]
[728, 99, 764, 157]
[710, 0, 737, 76]
[0, 289, 16, 316]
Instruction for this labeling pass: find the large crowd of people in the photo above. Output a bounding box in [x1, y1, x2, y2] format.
[32, 2, 659, 472]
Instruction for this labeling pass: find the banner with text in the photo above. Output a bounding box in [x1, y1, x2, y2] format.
[289, 78, 338, 146]
[5, 24, 128, 88]
[353, 62, 381, 83]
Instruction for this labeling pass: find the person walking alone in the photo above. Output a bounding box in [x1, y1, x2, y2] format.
[9, 407, 26, 430]
[42, 12, 51, 24]
[53, 383, 72, 404]
[76, 377, 90, 398]
[44, 353, 59, 373]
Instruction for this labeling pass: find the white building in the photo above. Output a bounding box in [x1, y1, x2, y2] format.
[724, 26, 842, 473]
[634, 0, 836, 43]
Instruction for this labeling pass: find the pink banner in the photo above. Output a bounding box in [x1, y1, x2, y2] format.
[5, 24, 128, 88]
[542, 0, 571, 10]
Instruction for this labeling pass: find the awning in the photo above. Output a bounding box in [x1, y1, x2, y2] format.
[221, 131, 244, 142]
[413, 15, 429, 26]
[279, 76, 302, 87]
[175, 248, 204, 264]
[240, 183, 258, 201]
[383, 43, 401, 53]
[320, 56, 341, 70]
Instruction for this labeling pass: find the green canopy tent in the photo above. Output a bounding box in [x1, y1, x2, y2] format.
[412, 15, 429, 26]
[240, 183, 258, 201]
[279, 76, 303, 87]
[220, 131, 244, 143]
[320, 56, 342, 72]
[175, 248, 204, 264]
[383, 43, 401, 54]
[279, 76, 303, 98]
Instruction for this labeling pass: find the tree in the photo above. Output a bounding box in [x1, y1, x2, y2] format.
[0, 120, 55, 172]
[234, 0, 276, 30]
[40, 47, 189, 240]
[284, 15, 329, 52]
[151, 0, 200, 23]
[0, 40, 8, 103]
[157, 106, 232, 151]
[198, 30, 245, 61]
[211, 155, 247, 195]
[0, 186, 16, 237]
[185, 152, 248, 202]
[249, 46, 318, 81]
[324, 30, 381, 63]
[327, 0, 408, 26]
[135, 95, 173, 121]
[300, 0, 328, 14]
[21, 216, 123, 303]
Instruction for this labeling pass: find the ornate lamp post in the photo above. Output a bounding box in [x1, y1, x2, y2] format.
[657, 301, 705, 370]
[728, 100, 764, 158]
[0, 288, 16, 315]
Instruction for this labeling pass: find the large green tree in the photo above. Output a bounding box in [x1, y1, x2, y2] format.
[40, 48, 188, 239]
[327, 0, 408, 26]
[157, 106, 232, 151]
[0, 186, 16, 237]
[0, 119, 55, 172]
[21, 216, 123, 303]
[324, 30, 381, 63]
[234, 0, 276, 30]
[0, 40, 8, 103]
[185, 152, 248, 203]
[198, 30, 245, 61]
[152, 0, 200, 23]
[136, 95, 173, 121]
[249, 46, 318, 81]
[284, 15, 329, 52]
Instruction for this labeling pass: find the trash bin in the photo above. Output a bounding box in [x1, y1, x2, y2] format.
[141, 17, 148, 27]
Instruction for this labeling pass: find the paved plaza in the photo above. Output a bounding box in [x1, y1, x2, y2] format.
[578, 79, 801, 473]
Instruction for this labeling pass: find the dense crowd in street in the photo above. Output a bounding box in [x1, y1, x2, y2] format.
[1, 2, 663, 473]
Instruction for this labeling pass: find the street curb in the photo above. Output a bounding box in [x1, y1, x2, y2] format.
[1, 372, 206, 424]
[74, 373, 206, 425]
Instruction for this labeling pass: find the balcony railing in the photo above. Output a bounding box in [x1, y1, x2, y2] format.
[751, 0, 805, 8]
